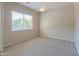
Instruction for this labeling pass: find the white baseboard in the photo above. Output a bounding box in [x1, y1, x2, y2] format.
[4, 38, 28, 47]
[40, 35, 74, 42]
[4, 36, 38, 47]
[4, 35, 74, 47]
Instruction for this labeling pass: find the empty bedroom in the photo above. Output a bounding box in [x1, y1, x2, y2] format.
[0, 2, 79, 56]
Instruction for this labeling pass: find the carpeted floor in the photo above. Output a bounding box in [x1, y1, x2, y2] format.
[0, 37, 78, 56]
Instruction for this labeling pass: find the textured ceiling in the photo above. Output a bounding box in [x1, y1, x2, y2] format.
[18, 2, 74, 12]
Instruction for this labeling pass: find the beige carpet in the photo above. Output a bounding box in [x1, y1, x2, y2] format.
[0, 37, 78, 56]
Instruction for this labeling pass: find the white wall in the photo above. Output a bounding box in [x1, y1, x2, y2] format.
[3, 3, 39, 47]
[0, 2, 2, 50]
[74, 3, 79, 54]
[0, 2, 4, 51]
[40, 5, 75, 41]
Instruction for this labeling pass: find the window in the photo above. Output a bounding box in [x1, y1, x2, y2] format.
[12, 11, 33, 31]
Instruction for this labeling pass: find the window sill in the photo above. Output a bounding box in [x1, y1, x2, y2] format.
[12, 27, 33, 32]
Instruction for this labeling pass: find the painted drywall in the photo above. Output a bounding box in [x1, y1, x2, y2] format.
[3, 2, 39, 47]
[0, 3, 4, 51]
[40, 5, 75, 41]
[74, 3, 79, 54]
[0, 2, 2, 50]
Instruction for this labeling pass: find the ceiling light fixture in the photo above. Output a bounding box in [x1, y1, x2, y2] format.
[40, 2, 45, 12]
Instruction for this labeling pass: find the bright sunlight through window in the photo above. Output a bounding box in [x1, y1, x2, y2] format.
[12, 11, 33, 31]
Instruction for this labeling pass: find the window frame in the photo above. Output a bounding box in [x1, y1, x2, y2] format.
[11, 11, 33, 32]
